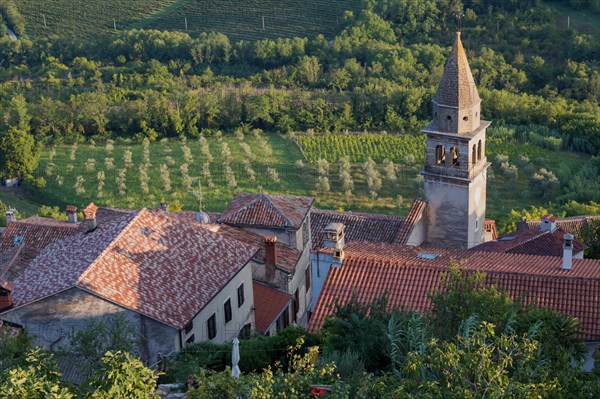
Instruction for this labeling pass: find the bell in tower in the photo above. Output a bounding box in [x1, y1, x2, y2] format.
[421, 32, 491, 249]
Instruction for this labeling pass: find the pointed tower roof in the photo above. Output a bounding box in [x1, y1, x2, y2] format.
[434, 32, 480, 108]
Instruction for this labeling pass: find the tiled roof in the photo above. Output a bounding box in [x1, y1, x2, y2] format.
[0, 217, 79, 253]
[219, 193, 313, 229]
[434, 31, 480, 108]
[473, 228, 586, 257]
[0, 217, 81, 280]
[253, 282, 292, 334]
[310, 209, 405, 248]
[525, 215, 600, 238]
[394, 199, 427, 244]
[8, 209, 259, 329]
[216, 225, 301, 273]
[308, 242, 600, 340]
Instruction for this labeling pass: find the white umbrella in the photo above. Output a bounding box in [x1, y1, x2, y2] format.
[232, 337, 241, 379]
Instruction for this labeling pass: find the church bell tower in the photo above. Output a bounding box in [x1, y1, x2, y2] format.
[422, 32, 490, 249]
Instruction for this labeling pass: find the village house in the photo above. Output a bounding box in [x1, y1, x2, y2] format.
[0, 203, 259, 365]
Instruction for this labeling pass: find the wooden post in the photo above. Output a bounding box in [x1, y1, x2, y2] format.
[185, 17, 188, 30]
[114, 19, 117, 32]
[567, 16, 570, 29]
[262, 15, 265, 30]
[43, 14, 47, 28]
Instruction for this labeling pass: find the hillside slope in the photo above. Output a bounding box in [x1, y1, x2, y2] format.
[16, 0, 361, 40]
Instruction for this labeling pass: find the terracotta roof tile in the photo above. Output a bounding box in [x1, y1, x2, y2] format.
[308, 242, 600, 340]
[219, 193, 313, 229]
[216, 225, 301, 273]
[525, 215, 600, 238]
[0, 217, 79, 253]
[394, 199, 427, 244]
[310, 209, 404, 248]
[253, 282, 292, 334]
[9, 209, 259, 329]
[474, 228, 586, 257]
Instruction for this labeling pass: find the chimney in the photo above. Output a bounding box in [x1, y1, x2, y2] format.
[264, 236, 277, 281]
[5, 209, 17, 226]
[541, 214, 557, 233]
[516, 217, 528, 232]
[82, 203, 98, 232]
[157, 202, 169, 214]
[322, 222, 345, 267]
[66, 205, 78, 224]
[0, 280, 13, 311]
[562, 233, 574, 270]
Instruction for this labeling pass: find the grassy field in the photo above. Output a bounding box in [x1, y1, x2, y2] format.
[16, 0, 361, 40]
[547, 1, 600, 39]
[17, 129, 587, 227]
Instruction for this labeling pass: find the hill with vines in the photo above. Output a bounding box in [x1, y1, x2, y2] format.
[12, 0, 361, 40]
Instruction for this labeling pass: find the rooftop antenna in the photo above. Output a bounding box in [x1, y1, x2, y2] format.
[454, 11, 464, 32]
[189, 177, 210, 225]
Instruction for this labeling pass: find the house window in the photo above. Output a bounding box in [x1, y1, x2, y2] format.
[184, 321, 193, 335]
[224, 299, 232, 323]
[293, 289, 299, 323]
[207, 314, 217, 340]
[305, 266, 311, 291]
[435, 145, 445, 165]
[237, 283, 245, 308]
[477, 140, 482, 160]
[472, 144, 477, 164]
[450, 146, 459, 167]
[186, 334, 195, 344]
[239, 323, 251, 339]
[277, 308, 290, 330]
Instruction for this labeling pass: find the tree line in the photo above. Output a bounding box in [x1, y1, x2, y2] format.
[0, 1, 598, 151]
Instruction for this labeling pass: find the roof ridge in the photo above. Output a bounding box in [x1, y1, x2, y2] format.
[75, 209, 143, 287]
[258, 195, 293, 227]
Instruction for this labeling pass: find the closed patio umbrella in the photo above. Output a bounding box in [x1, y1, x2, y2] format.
[232, 337, 241, 379]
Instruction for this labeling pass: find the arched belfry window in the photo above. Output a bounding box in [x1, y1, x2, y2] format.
[472, 145, 477, 165]
[477, 140, 482, 160]
[450, 147, 459, 166]
[435, 145, 446, 165]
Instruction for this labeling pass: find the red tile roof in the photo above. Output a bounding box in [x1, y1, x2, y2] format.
[308, 242, 600, 340]
[219, 193, 313, 229]
[474, 228, 586, 257]
[0, 217, 81, 280]
[253, 282, 292, 334]
[525, 215, 600, 238]
[216, 225, 301, 273]
[394, 199, 427, 244]
[310, 209, 405, 248]
[0, 217, 79, 253]
[7, 209, 259, 329]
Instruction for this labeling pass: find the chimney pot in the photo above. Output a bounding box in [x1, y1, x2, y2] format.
[264, 236, 278, 266]
[5, 210, 17, 226]
[66, 205, 78, 224]
[0, 280, 14, 311]
[82, 203, 98, 232]
[562, 233, 574, 270]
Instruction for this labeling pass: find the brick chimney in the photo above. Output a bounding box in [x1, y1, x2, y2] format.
[0, 280, 13, 311]
[264, 236, 277, 281]
[66, 205, 78, 224]
[5, 209, 17, 226]
[516, 217, 528, 232]
[82, 203, 98, 232]
[562, 233, 574, 270]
